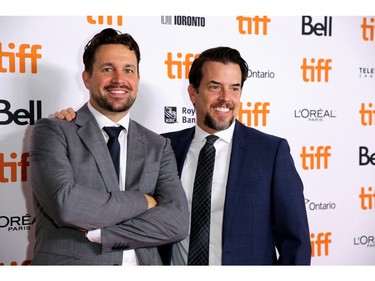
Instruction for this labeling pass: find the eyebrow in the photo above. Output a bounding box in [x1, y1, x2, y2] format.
[209, 80, 241, 87]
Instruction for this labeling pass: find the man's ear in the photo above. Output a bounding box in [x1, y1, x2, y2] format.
[188, 84, 197, 104]
[82, 71, 90, 89]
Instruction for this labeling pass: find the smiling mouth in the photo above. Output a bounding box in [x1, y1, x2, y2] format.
[214, 107, 230, 113]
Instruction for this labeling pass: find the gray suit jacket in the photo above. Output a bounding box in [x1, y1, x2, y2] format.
[30, 103, 189, 265]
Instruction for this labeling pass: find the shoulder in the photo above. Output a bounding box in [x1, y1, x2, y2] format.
[234, 121, 287, 146]
[129, 119, 166, 142]
[161, 127, 194, 140]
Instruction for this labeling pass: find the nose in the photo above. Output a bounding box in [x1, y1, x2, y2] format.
[219, 87, 230, 100]
[111, 70, 125, 84]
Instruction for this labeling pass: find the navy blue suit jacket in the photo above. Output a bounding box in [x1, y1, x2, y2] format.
[159, 120, 311, 265]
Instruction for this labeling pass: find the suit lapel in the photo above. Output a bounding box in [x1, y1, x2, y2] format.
[124, 120, 145, 191]
[75, 104, 119, 193]
[223, 121, 251, 235]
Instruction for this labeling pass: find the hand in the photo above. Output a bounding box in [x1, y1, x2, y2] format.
[54, 107, 76, 121]
[144, 194, 157, 209]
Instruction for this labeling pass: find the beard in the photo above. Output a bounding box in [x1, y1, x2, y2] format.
[204, 111, 235, 131]
[93, 93, 136, 113]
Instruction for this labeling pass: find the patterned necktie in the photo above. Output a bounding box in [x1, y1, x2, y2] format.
[103, 126, 123, 182]
[188, 135, 219, 265]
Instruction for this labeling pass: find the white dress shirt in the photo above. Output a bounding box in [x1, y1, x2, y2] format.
[171, 122, 234, 265]
[86, 102, 138, 265]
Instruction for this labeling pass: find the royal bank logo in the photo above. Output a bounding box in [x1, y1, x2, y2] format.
[164, 106, 196, 124]
[359, 67, 374, 78]
[164, 106, 177, 124]
[161, 16, 206, 27]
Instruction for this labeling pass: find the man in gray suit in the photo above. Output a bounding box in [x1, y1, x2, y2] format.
[29, 28, 189, 265]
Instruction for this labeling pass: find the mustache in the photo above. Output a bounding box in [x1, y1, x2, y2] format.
[212, 101, 234, 110]
[104, 83, 132, 91]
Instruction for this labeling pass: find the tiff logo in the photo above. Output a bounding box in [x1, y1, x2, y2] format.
[87, 16, 123, 26]
[165, 52, 200, 79]
[359, 103, 375, 126]
[311, 232, 332, 257]
[0, 42, 42, 74]
[361, 17, 375, 41]
[301, 58, 332, 82]
[237, 16, 271, 35]
[300, 146, 331, 170]
[237, 102, 270, 127]
[359, 186, 375, 210]
[0, 152, 29, 183]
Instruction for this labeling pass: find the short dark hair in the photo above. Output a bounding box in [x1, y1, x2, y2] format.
[189, 46, 249, 89]
[83, 28, 141, 75]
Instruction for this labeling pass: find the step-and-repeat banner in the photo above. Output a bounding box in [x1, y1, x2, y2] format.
[0, 16, 374, 266]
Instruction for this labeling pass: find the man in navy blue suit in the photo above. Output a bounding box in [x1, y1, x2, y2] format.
[159, 46, 311, 265]
[56, 46, 311, 265]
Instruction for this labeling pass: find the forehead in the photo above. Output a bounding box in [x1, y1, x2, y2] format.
[94, 44, 137, 64]
[201, 61, 242, 82]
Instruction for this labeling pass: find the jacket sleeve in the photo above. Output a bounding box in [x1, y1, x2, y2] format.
[272, 139, 312, 265]
[30, 118, 149, 231]
[100, 137, 189, 253]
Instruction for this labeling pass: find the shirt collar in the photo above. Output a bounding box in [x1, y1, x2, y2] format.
[87, 101, 130, 131]
[194, 121, 235, 144]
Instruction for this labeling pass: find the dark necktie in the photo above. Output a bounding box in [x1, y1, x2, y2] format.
[188, 135, 219, 265]
[103, 126, 123, 182]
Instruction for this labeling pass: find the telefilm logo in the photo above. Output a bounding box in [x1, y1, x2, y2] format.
[0, 213, 35, 232]
[247, 68, 275, 79]
[161, 16, 206, 27]
[164, 106, 196, 124]
[302, 16, 332, 36]
[294, 108, 337, 122]
[359, 67, 374, 78]
[305, 198, 336, 211]
[0, 42, 42, 74]
[353, 235, 375, 248]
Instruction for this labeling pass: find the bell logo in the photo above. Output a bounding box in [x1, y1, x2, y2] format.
[236, 16, 271, 35]
[301, 58, 332, 82]
[0, 42, 42, 74]
[164, 52, 200, 79]
[237, 101, 270, 127]
[311, 232, 332, 257]
[300, 145, 331, 170]
[359, 186, 375, 210]
[361, 17, 375, 41]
